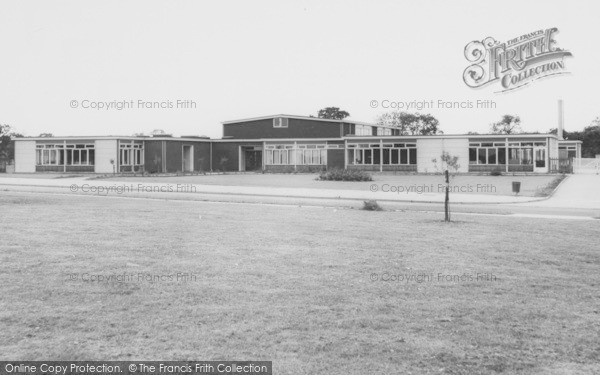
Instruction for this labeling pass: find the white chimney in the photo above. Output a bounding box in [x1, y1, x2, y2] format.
[557, 99, 564, 140]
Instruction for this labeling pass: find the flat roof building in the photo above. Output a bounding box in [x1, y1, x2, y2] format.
[12, 114, 582, 174]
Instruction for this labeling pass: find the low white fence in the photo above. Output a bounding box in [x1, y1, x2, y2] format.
[573, 158, 600, 174]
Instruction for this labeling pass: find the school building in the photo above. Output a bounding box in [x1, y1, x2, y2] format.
[13, 114, 582, 174]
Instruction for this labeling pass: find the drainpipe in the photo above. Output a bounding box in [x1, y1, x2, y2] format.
[209, 142, 213, 172]
[505, 137, 509, 173]
[63, 140, 66, 173]
[379, 139, 383, 173]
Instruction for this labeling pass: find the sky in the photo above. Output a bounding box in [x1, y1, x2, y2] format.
[1, 0, 599, 138]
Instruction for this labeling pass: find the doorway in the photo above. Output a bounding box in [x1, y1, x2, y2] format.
[534, 147, 547, 173]
[245, 150, 262, 171]
[240, 146, 262, 171]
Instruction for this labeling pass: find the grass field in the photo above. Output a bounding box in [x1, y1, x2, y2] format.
[103, 173, 561, 197]
[1, 192, 599, 374]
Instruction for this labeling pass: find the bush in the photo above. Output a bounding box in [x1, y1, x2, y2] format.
[317, 168, 372, 181]
[362, 200, 383, 211]
[490, 169, 503, 176]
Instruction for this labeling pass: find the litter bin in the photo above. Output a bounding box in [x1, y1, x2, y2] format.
[512, 181, 521, 195]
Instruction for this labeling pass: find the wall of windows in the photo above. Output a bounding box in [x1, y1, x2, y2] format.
[35, 144, 95, 166]
[355, 125, 373, 136]
[469, 141, 546, 171]
[377, 127, 392, 136]
[508, 142, 546, 165]
[119, 142, 144, 166]
[265, 144, 337, 165]
[347, 143, 417, 165]
[469, 142, 506, 165]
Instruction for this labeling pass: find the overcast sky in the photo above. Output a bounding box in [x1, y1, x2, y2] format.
[1, 0, 598, 138]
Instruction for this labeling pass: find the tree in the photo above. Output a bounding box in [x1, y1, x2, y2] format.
[490, 115, 522, 134]
[317, 107, 350, 120]
[376, 111, 441, 135]
[432, 151, 461, 174]
[38, 133, 53, 137]
[0, 124, 23, 161]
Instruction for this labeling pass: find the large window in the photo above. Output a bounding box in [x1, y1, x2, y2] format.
[265, 144, 329, 165]
[355, 125, 373, 136]
[119, 143, 144, 166]
[347, 143, 417, 165]
[508, 142, 543, 165]
[377, 127, 392, 136]
[36, 144, 94, 166]
[469, 143, 506, 165]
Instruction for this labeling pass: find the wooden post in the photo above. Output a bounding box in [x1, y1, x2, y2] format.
[444, 169, 450, 222]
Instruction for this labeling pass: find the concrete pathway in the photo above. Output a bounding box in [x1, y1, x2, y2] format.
[0, 176, 544, 205]
[519, 174, 600, 210]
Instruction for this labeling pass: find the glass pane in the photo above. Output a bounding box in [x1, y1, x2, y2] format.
[382, 149, 390, 165]
[400, 149, 408, 164]
[364, 150, 372, 164]
[354, 149, 362, 164]
[498, 148, 506, 164]
[522, 148, 533, 164]
[488, 148, 496, 164]
[409, 149, 417, 165]
[469, 148, 477, 164]
[478, 148, 487, 164]
[391, 149, 399, 164]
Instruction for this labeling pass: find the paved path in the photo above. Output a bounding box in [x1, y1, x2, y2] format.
[519, 174, 600, 210]
[0, 176, 544, 205]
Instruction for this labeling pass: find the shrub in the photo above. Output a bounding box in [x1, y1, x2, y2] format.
[490, 169, 503, 176]
[317, 168, 372, 181]
[362, 200, 383, 211]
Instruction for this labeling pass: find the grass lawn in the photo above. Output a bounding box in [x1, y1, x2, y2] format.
[1, 192, 599, 374]
[103, 173, 562, 197]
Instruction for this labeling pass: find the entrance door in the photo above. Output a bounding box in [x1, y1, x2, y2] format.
[244, 150, 262, 171]
[534, 147, 546, 173]
[182, 145, 194, 172]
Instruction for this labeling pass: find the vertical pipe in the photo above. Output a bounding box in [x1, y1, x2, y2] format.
[379, 139, 383, 173]
[558, 99, 564, 140]
[505, 137, 509, 173]
[63, 140, 66, 173]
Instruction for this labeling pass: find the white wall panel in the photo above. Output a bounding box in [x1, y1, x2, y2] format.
[94, 140, 118, 173]
[14, 141, 36, 173]
[417, 138, 469, 173]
